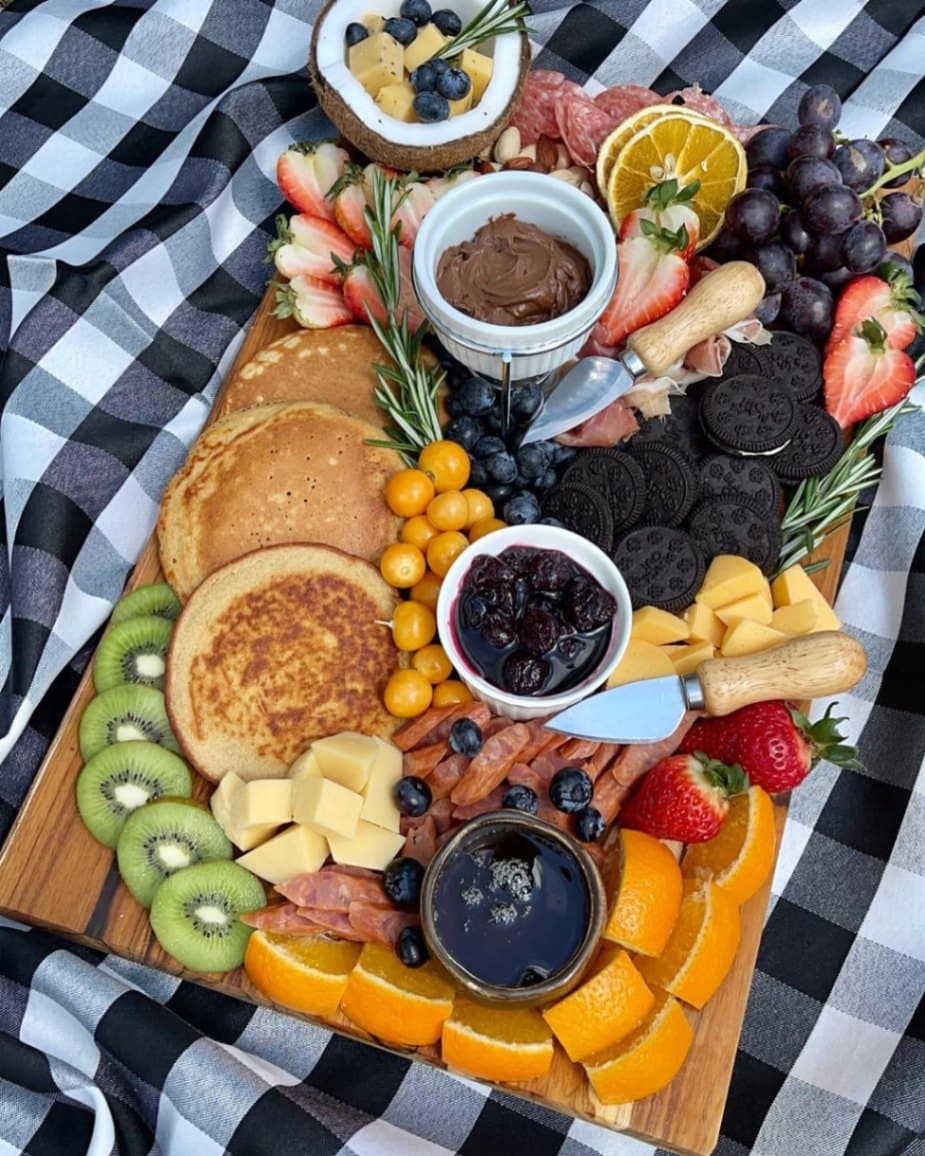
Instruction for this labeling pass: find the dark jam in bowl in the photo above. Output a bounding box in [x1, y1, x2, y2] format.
[431, 826, 590, 988]
[454, 546, 615, 696]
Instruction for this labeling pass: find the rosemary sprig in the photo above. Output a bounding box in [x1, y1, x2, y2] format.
[435, 0, 530, 59]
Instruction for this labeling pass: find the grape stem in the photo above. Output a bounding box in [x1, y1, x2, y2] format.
[862, 146, 925, 198]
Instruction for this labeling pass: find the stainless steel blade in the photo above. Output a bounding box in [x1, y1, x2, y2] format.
[519, 356, 636, 445]
[545, 675, 689, 743]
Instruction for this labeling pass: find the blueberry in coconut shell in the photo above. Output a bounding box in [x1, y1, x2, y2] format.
[414, 91, 450, 123]
[432, 7, 462, 35]
[436, 67, 471, 102]
[400, 0, 432, 25]
[345, 22, 368, 46]
[384, 16, 417, 44]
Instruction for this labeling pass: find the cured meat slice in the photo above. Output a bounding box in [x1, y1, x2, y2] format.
[510, 70, 578, 144]
[506, 763, 547, 796]
[666, 84, 732, 125]
[536, 797, 571, 832]
[403, 740, 450, 778]
[530, 748, 574, 783]
[555, 395, 640, 447]
[429, 795, 456, 833]
[731, 123, 765, 143]
[403, 814, 438, 864]
[428, 701, 492, 747]
[592, 772, 629, 824]
[277, 868, 389, 911]
[452, 785, 507, 821]
[585, 742, 621, 781]
[394, 704, 459, 751]
[241, 902, 324, 933]
[450, 723, 531, 805]
[593, 84, 662, 120]
[293, 906, 365, 940]
[560, 737, 600, 761]
[516, 718, 557, 764]
[347, 903, 418, 946]
[610, 712, 699, 786]
[556, 91, 618, 168]
[429, 753, 469, 800]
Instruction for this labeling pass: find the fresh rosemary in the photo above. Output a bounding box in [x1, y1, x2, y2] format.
[435, 0, 530, 59]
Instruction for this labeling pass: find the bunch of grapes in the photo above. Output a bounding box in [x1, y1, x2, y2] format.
[710, 84, 923, 343]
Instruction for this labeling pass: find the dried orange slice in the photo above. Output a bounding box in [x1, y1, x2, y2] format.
[682, 786, 777, 905]
[340, 942, 455, 1046]
[442, 998, 554, 1083]
[595, 104, 710, 203]
[635, 879, 740, 1009]
[542, 945, 654, 1063]
[584, 993, 693, 1104]
[602, 829, 683, 957]
[244, 931, 361, 1018]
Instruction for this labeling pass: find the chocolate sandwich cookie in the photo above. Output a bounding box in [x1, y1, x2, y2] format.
[721, 340, 763, 380]
[687, 498, 783, 576]
[700, 375, 797, 456]
[633, 394, 710, 459]
[751, 332, 823, 402]
[628, 442, 699, 527]
[611, 526, 706, 613]
[770, 403, 845, 482]
[542, 483, 614, 553]
[559, 450, 645, 532]
[698, 453, 782, 516]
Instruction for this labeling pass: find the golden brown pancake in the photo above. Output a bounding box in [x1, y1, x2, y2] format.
[166, 544, 401, 782]
[157, 401, 401, 599]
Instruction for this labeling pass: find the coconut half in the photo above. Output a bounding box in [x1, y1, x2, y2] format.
[310, 0, 531, 173]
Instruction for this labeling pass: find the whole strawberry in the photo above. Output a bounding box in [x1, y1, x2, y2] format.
[679, 701, 861, 793]
[619, 753, 748, 843]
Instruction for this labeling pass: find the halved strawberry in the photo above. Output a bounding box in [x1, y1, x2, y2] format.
[341, 248, 425, 332]
[427, 166, 481, 200]
[824, 318, 916, 427]
[596, 225, 691, 347]
[276, 141, 349, 221]
[272, 274, 351, 329]
[267, 213, 356, 282]
[330, 164, 373, 249]
[826, 271, 923, 353]
[390, 178, 437, 248]
[619, 179, 700, 259]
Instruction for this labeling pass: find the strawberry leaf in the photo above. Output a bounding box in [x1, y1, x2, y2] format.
[694, 752, 750, 796]
[789, 702, 863, 770]
[858, 317, 889, 351]
[265, 214, 293, 261]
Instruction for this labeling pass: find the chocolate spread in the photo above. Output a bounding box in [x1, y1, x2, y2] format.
[436, 214, 592, 326]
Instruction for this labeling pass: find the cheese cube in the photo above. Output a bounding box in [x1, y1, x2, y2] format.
[292, 776, 363, 840]
[403, 23, 448, 72]
[448, 88, 473, 117]
[362, 12, 386, 32]
[631, 607, 690, 646]
[715, 592, 773, 627]
[360, 738, 403, 832]
[696, 555, 769, 610]
[771, 565, 841, 631]
[458, 48, 493, 103]
[311, 732, 379, 792]
[720, 620, 791, 657]
[209, 772, 276, 852]
[231, 779, 292, 830]
[349, 31, 404, 98]
[236, 824, 328, 885]
[606, 639, 675, 688]
[288, 748, 321, 780]
[685, 602, 725, 648]
[668, 641, 715, 676]
[771, 599, 817, 635]
[376, 80, 417, 122]
[328, 821, 406, 871]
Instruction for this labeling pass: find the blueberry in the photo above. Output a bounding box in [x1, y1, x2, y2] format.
[383, 857, 425, 910]
[511, 384, 543, 422]
[445, 394, 463, 417]
[459, 377, 496, 416]
[468, 458, 488, 488]
[444, 415, 483, 451]
[431, 7, 462, 35]
[430, 55, 451, 75]
[384, 15, 417, 44]
[485, 481, 514, 504]
[515, 444, 547, 480]
[549, 767, 593, 813]
[413, 90, 449, 122]
[397, 925, 429, 968]
[394, 776, 432, 817]
[400, 0, 432, 24]
[345, 21, 369, 46]
[436, 66, 471, 101]
[552, 444, 577, 466]
[535, 467, 558, 492]
[503, 491, 541, 525]
[449, 717, 483, 756]
[540, 516, 564, 528]
[486, 451, 518, 483]
[473, 435, 505, 460]
[411, 62, 437, 93]
[574, 806, 606, 842]
[502, 651, 550, 694]
[483, 410, 505, 435]
[503, 784, 539, 815]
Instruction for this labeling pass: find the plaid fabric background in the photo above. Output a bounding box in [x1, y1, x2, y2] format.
[1, 2, 923, 1154]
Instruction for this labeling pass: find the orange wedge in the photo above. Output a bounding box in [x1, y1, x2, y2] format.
[542, 945, 654, 1063]
[340, 942, 455, 1046]
[584, 993, 693, 1104]
[602, 829, 683, 957]
[442, 998, 554, 1083]
[595, 104, 710, 203]
[244, 931, 361, 1018]
[635, 879, 740, 1009]
[683, 786, 777, 905]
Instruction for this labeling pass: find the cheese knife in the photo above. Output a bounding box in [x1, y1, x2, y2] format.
[546, 633, 868, 743]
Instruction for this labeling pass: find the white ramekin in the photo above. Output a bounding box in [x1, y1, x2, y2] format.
[412, 172, 618, 381]
[435, 525, 632, 721]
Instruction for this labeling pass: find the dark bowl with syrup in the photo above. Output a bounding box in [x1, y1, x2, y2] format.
[420, 811, 607, 1006]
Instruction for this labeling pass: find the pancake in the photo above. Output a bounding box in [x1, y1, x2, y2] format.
[157, 401, 401, 599]
[166, 544, 402, 782]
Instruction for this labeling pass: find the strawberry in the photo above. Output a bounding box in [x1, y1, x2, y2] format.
[272, 274, 351, 329]
[619, 179, 701, 259]
[276, 141, 349, 221]
[679, 701, 861, 794]
[266, 213, 357, 282]
[341, 248, 425, 332]
[824, 318, 916, 427]
[595, 225, 690, 347]
[825, 270, 923, 354]
[427, 166, 481, 200]
[619, 753, 748, 843]
[390, 178, 437, 248]
[330, 164, 374, 249]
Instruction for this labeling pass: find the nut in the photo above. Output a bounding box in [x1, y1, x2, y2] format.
[493, 126, 521, 164]
[549, 168, 581, 185]
[536, 137, 558, 170]
[503, 156, 533, 171]
[520, 143, 538, 162]
[476, 159, 498, 174]
[578, 180, 597, 197]
[554, 144, 571, 170]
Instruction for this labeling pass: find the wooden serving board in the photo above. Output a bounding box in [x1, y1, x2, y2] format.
[0, 290, 850, 1156]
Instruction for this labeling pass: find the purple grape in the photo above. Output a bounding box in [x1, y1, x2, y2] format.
[725, 188, 781, 245]
[879, 249, 914, 281]
[805, 232, 846, 276]
[880, 192, 923, 243]
[798, 84, 842, 130]
[747, 165, 784, 195]
[878, 137, 914, 188]
[746, 126, 793, 170]
[754, 292, 782, 325]
[832, 139, 886, 192]
[841, 220, 887, 274]
[780, 277, 834, 344]
[708, 228, 743, 262]
[780, 209, 813, 255]
[788, 124, 836, 161]
[801, 184, 863, 235]
[749, 242, 796, 291]
[786, 156, 842, 202]
[821, 267, 854, 292]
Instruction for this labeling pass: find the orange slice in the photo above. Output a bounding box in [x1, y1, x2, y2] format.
[442, 998, 554, 1083]
[584, 993, 693, 1104]
[635, 879, 740, 1009]
[682, 786, 777, 905]
[595, 104, 710, 202]
[602, 829, 683, 957]
[340, 941, 455, 1046]
[244, 932, 361, 1018]
[542, 945, 655, 1063]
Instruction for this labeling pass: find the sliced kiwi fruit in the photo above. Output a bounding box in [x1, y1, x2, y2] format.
[150, 860, 265, 973]
[79, 684, 181, 761]
[117, 798, 233, 907]
[94, 615, 173, 693]
[76, 741, 193, 849]
[110, 583, 182, 626]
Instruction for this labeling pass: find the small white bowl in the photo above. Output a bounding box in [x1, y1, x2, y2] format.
[436, 525, 632, 721]
[412, 172, 618, 382]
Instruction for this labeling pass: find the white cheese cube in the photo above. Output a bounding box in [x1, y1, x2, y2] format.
[292, 776, 363, 840]
[288, 748, 322, 780]
[359, 738, 402, 832]
[327, 821, 406, 870]
[311, 732, 378, 792]
[236, 824, 328, 885]
[230, 779, 293, 830]
[209, 772, 276, 852]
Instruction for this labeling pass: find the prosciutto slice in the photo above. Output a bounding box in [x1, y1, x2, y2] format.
[555, 396, 640, 447]
[277, 868, 389, 911]
[610, 712, 700, 787]
[347, 904, 418, 946]
[241, 902, 326, 934]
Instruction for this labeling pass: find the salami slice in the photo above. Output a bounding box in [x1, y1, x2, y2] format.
[593, 84, 662, 120]
[277, 868, 389, 911]
[512, 70, 583, 144]
[451, 785, 506, 821]
[241, 902, 323, 933]
[347, 904, 418, 946]
[556, 91, 619, 168]
[665, 84, 732, 125]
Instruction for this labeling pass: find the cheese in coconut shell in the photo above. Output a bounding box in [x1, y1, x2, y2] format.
[309, 0, 531, 173]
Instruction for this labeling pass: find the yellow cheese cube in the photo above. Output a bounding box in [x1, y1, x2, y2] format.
[631, 606, 690, 646]
[715, 592, 773, 627]
[292, 776, 363, 840]
[288, 749, 321, 780]
[311, 732, 378, 792]
[771, 599, 817, 635]
[209, 772, 276, 852]
[720, 620, 791, 657]
[360, 738, 403, 832]
[376, 80, 417, 122]
[362, 12, 386, 32]
[458, 48, 493, 103]
[403, 23, 448, 72]
[230, 779, 293, 831]
[697, 555, 769, 610]
[685, 602, 725, 648]
[668, 641, 716, 676]
[349, 31, 404, 98]
[772, 565, 841, 631]
[606, 639, 676, 687]
[236, 824, 329, 885]
[448, 88, 473, 117]
[328, 820, 406, 870]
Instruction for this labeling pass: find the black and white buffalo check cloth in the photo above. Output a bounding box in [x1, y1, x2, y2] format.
[1, 2, 924, 1154]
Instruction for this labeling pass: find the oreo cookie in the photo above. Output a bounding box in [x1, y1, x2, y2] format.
[700, 375, 797, 455]
[721, 340, 763, 380]
[750, 332, 823, 402]
[687, 498, 782, 576]
[699, 453, 782, 516]
[542, 484, 614, 553]
[633, 394, 709, 458]
[770, 403, 845, 482]
[611, 526, 706, 613]
[559, 450, 645, 532]
[628, 442, 699, 527]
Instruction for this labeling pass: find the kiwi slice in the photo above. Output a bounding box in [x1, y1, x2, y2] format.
[76, 741, 193, 848]
[94, 615, 173, 693]
[117, 798, 233, 907]
[150, 860, 265, 973]
[111, 583, 182, 626]
[79, 684, 181, 761]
